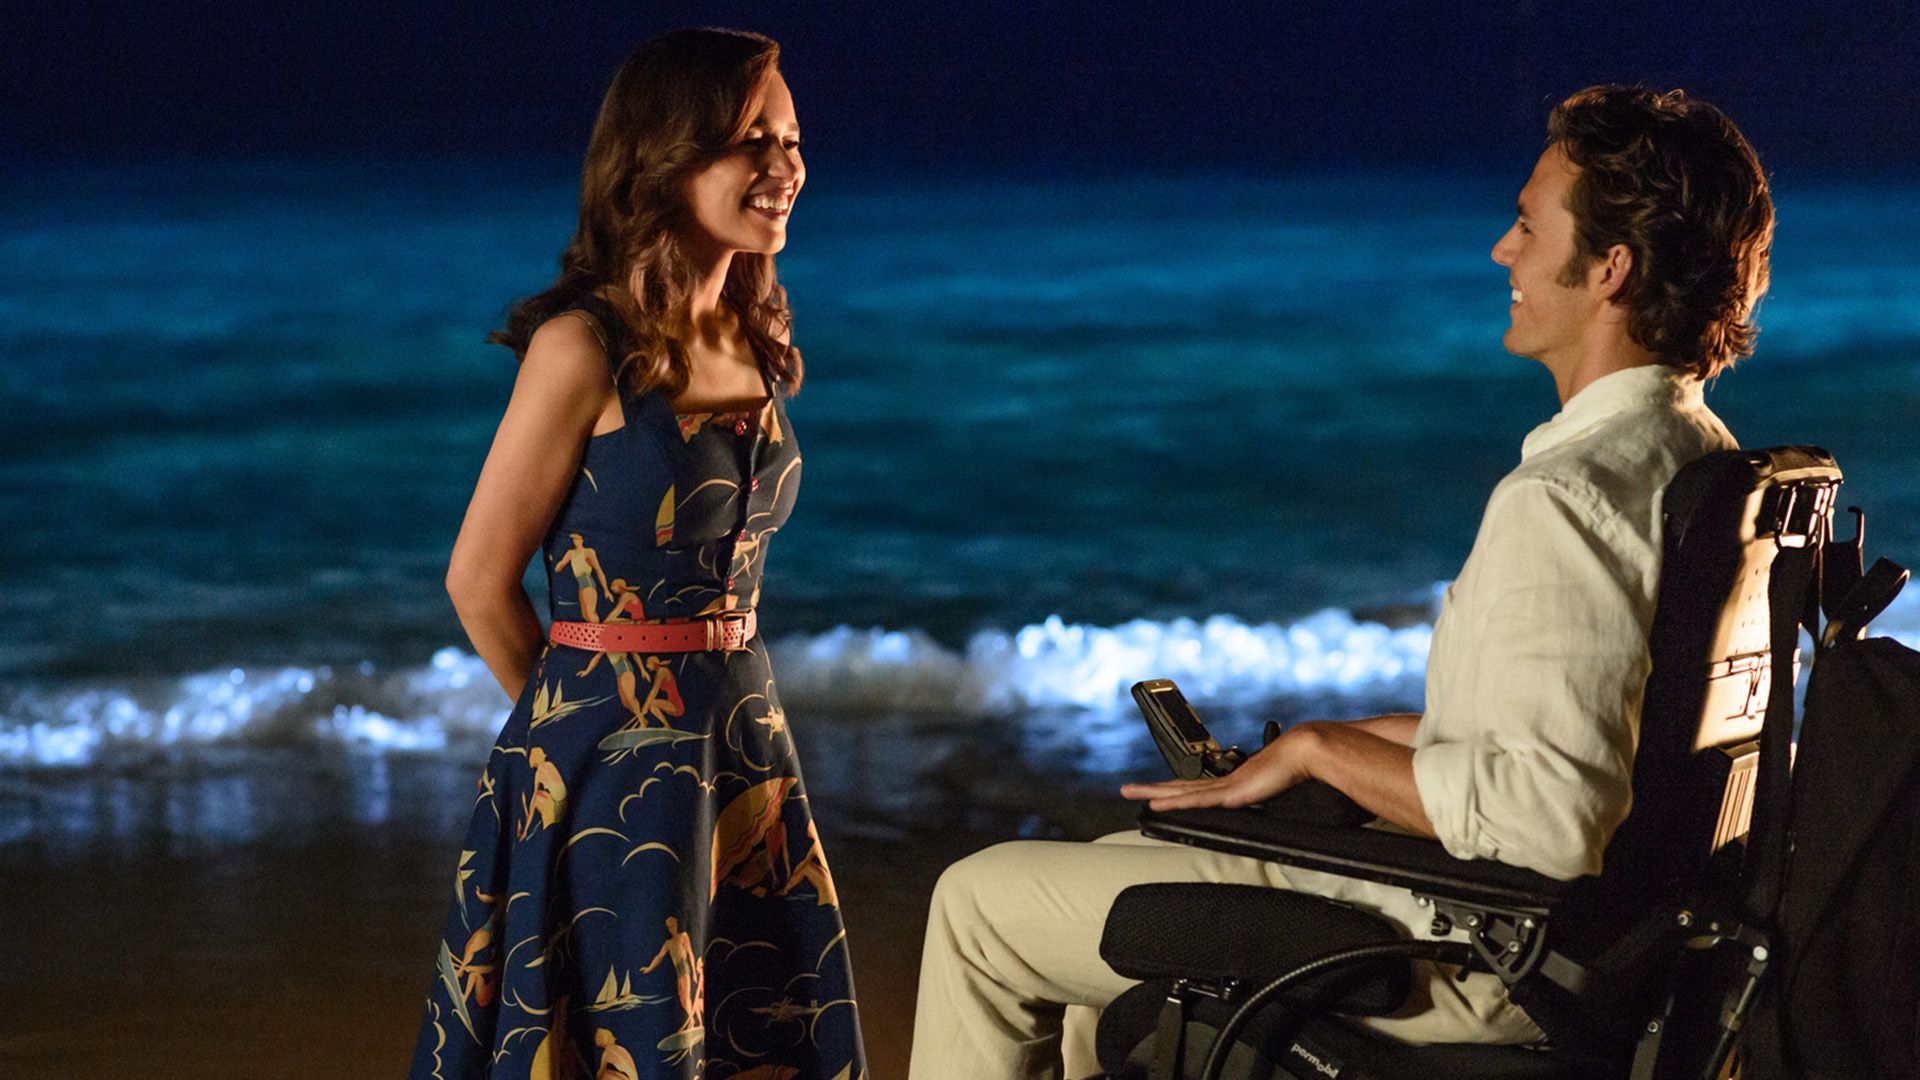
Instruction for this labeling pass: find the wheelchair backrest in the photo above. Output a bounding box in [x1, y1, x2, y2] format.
[1597, 446, 1842, 904]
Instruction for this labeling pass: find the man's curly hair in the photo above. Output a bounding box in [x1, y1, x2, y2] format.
[1549, 86, 1774, 380]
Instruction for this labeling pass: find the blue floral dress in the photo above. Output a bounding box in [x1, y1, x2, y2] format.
[410, 295, 866, 1080]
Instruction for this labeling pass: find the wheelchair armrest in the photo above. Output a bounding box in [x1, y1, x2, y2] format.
[1139, 806, 1577, 914]
[1100, 883, 1414, 1015]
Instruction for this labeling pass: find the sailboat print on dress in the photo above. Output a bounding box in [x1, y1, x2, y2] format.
[655, 486, 676, 546]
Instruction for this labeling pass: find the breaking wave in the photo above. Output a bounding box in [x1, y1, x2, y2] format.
[0, 606, 1435, 769]
[8, 585, 1916, 771]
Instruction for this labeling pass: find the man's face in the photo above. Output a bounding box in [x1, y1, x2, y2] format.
[1491, 144, 1599, 368]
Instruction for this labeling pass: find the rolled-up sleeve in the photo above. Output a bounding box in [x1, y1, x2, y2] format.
[1412, 476, 1651, 881]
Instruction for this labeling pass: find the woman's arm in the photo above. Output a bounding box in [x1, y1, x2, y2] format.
[445, 315, 613, 698]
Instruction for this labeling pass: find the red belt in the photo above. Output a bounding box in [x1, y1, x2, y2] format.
[548, 611, 757, 653]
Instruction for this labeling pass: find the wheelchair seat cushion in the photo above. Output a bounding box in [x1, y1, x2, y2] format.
[1100, 882, 1412, 1015]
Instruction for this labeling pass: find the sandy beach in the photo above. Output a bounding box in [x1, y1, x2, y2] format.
[0, 721, 1141, 1079]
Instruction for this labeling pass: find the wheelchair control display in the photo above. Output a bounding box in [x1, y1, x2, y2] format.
[1131, 679, 1246, 780]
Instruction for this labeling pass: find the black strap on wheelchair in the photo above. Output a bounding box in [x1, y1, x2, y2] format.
[1150, 989, 1186, 1080]
[1743, 532, 1820, 922]
[1822, 556, 1911, 649]
[1820, 506, 1865, 625]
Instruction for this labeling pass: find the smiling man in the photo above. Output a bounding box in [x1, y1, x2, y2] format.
[908, 85, 1776, 1079]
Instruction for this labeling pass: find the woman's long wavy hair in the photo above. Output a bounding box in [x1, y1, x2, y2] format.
[490, 28, 802, 398]
[1549, 85, 1774, 381]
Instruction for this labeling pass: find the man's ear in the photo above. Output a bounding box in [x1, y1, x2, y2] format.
[1590, 243, 1634, 303]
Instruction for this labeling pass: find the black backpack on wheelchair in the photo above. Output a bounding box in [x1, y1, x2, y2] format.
[1741, 555, 1920, 1078]
[1090, 446, 1909, 1080]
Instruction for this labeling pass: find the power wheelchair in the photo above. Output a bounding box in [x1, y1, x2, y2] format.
[1091, 447, 1853, 1080]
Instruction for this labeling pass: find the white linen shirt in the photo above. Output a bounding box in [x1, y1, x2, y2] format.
[1410, 364, 1738, 881]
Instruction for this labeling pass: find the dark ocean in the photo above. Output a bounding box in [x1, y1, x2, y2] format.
[3, 162, 1917, 783]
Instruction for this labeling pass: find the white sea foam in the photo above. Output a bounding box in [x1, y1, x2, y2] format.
[767, 610, 1430, 715]
[0, 605, 1434, 769]
[0, 650, 518, 770]
[6, 590, 1917, 771]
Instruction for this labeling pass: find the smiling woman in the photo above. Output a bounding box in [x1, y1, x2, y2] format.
[490, 28, 805, 407]
[411, 27, 865, 1080]
[682, 75, 804, 261]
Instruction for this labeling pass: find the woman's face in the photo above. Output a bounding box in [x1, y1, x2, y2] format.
[681, 71, 804, 258]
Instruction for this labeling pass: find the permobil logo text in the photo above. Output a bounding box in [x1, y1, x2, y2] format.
[1287, 1042, 1341, 1079]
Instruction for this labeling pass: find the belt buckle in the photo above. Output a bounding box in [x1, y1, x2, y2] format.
[713, 610, 752, 652]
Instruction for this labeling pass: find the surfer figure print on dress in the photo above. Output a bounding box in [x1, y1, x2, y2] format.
[410, 293, 864, 1080]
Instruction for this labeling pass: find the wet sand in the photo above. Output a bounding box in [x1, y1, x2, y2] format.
[0, 721, 1141, 1078]
[0, 835, 940, 1078]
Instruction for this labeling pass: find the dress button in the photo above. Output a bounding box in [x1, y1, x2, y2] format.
[749, 477, 760, 493]
[725, 577, 737, 589]
[734, 419, 748, 436]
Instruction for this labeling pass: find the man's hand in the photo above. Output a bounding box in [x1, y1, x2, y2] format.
[1121, 719, 1439, 838]
[1120, 726, 1320, 811]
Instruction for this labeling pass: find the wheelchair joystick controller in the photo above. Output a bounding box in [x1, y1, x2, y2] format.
[1131, 679, 1246, 780]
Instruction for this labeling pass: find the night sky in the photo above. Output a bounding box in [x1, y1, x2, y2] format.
[8, 1, 1919, 175]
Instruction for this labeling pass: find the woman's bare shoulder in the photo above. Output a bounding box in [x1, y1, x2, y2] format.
[548, 305, 614, 350]
[517, 311, 615, 397]
[502, 312, 615, 441]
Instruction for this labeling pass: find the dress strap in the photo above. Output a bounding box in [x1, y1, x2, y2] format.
[556, 293, 624, 381]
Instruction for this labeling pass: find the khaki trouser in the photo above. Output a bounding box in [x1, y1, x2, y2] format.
[907, 830, 1541, 1080]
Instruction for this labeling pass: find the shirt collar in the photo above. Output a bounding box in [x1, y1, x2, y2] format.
[1521, 364, 1705, 460]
